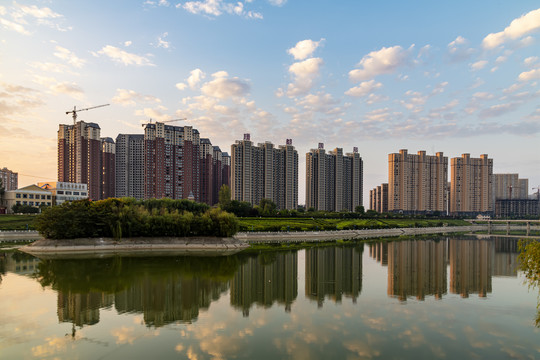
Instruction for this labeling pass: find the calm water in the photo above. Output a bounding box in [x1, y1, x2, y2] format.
[0, 236, 539, 359]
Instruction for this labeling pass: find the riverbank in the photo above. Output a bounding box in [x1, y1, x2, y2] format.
[20, 236, 249, 259]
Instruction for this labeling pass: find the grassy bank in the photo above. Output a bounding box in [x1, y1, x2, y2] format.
[0, 215, 37, 230]
[237, 217, 470, 232]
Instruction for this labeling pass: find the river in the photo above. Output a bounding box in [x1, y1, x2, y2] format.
[0, 235, 538, 359]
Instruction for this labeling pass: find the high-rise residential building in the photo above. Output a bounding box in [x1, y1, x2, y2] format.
[143, 122, 200, 201]
[211, 147, 231, 205]
[388, 150, 447, 213]
[101, 137, 116, 199]
[370, 183, 389, 213]
[231, 135, 298, 209]
[200, 138, 214, 205]
[305, 143, 363, 212]
[493, 173, 528, 202]
[0, 167, 18, 191]
[58, 121, 115, 200]
[450, 153, 493, 215]
[115, 134, 144, 199]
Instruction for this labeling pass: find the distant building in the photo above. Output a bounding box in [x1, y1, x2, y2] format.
[388, 150, 447, 214]
[495, 199, 539, 218]
[38, 182, 88, 205]
[493, 174, 528, 202]
[0, 167, 18, 191]
[370, 183, 389, 213]
[305, 143, 363, 212]
[58, 121, 115, 200]
[231, 135, 298, 209]
[450, 154, 493, 215]
[4, 184, 52, 213]
[115, 134, 144, 199]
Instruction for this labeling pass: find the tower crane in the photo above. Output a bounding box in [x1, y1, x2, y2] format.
[141, 118, 187, 127]
[507, 185, 522, 200]
[66, 104, 110, 125]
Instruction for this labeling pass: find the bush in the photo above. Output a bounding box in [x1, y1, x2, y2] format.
[35, 198, 238, 240]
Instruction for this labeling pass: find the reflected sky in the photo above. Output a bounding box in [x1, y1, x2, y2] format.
[0, 236, 539, 359]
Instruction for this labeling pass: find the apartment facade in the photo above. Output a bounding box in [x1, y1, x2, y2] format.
[115, 134, 145, 199]
[231, 135, 298, 209]
[305, 144, 363, 212]
[370, 183, 389, 213]
[0, 167, 18, 191]
[143, 123, 200, 200]
[58, 121, 115, 200]
[388, 150, 447, 213]
[492, 173, 528, 202]
[450, 153, 493, 215]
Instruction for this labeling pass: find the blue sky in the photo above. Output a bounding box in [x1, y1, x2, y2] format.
[1, 0, 540, 204]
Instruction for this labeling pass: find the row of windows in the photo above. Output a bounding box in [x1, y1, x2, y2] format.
[16, 201, 51, 206]
[15, 193, 51, 200]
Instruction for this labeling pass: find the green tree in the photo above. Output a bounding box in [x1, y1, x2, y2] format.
[518, 239, 540, 327]
[218, 184, 231, 208]
[0, 178, 5, 209]
[355, 205, 365, 214]
[259, 198, 277, 216]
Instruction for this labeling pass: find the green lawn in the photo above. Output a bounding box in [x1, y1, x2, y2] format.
[0, 215, 37, 230]
[237, 217, 470, 232]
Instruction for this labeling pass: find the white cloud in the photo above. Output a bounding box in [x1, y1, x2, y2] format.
[447, 36, 475, 62]
[54, 46, 86, 68]
[287, 39, 324, 60]
[0, 18, 30, 35]
[135, 105, 170, 122]
[479, 101, 521, 118]
[12, 4, 61, 20]
[179, 0, 262, 19]
[200, 72, 250, 99]
[524, 56, 539, 67]
[124, 40, 132, 47]
[97, 45, 154, 66]
[482, 8, 540, 49]
[187, 69, 206, 89]
[268, 0, 287, 6]
[112, 89, 161, 106]
[470, 60, 488, 71]
[286, 57, 323, 97]
[518, 68, 540, 81]
[50, 82, 84, 100]
[176, 83, 187, 90]
[349, 45, 411, 81]
[345, 80, 382, 97]
[156, 32, 170, 49]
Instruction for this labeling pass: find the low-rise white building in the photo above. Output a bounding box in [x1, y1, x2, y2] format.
[4, 185, 53, 213]
[38, 182, 88, 205]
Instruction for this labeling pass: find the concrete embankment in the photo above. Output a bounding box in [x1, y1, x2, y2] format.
[234, 225, 487, 243]
[19, 237, 249, 258]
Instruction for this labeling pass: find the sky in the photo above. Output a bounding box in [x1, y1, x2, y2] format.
[1, 0, 540, 205]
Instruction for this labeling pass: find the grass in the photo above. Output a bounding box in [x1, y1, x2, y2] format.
[0, 215, 37, 230]
[237, 217, 470, 232]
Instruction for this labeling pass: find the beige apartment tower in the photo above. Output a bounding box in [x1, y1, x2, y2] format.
[231, 135, 298, 210]
[305, 144, 363, 212]
[450, 154, 493, 215]
[388, 150, 448, 213]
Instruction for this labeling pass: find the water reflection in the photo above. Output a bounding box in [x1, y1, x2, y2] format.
[35, 256, 242, 328]
[368, 236, 520, 301]
[305, 245, 363, 307]
[231, 251, 298, 316]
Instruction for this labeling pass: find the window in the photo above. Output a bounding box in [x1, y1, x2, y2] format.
[23, 194, 27, 199]
[57, 191, 64, 194]
[47, 195, 51, 200]
[16, 193, 21, 198]
[81, 192, 87, 196]
[66, 191, 72, 195]
[29, 202, 34, 206]
[41, 195, 46, 199]
[73, 192, 79, 196]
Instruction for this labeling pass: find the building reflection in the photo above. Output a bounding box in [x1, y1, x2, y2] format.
[305, 245, 363, 307]
[33, 256, 240, 329]
[230, 251, 297, 316]
[58, 291, 113, 326]
[449, 238, 492, 297]
[386, 239, 447, 301]
[370, 236, 520, 301]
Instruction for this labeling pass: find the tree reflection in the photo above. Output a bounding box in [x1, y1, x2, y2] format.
[34, 255, 243, 327]
[518, 239, 540, 327]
